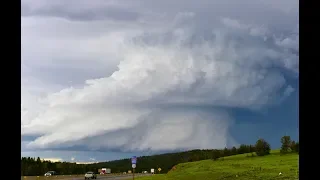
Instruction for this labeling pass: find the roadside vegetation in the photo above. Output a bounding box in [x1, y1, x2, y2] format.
[134, 136, 299, 180]
[134, 149, 298, 180]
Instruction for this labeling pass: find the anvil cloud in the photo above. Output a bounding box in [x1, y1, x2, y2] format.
[21, 0, 299, 158]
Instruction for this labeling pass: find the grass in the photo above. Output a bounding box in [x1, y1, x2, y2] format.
[134, 150, 299, 180]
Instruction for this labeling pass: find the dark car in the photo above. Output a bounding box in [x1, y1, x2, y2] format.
[85, 171, 97, 179]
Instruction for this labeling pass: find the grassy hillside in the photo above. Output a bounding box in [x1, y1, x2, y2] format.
[135, 150, 299, 180]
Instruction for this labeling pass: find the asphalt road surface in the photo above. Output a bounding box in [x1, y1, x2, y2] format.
[70, 174, 152, 180]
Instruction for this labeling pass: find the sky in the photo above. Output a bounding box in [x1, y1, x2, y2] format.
[21, 0, 299, 163]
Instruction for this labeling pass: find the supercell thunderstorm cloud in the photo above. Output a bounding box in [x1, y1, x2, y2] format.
[21, 0, 298, 154]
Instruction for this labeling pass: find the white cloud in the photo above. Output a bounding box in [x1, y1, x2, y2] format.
[21, 0, 298, 153]
[42, 158, 62, 162]
[76, 161, 97, 164]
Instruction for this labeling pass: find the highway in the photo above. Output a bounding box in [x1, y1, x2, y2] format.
[65, 174, 151, 180]
[22, 174, 152, 180]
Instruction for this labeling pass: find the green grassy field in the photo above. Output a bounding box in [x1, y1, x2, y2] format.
[135, 150, 299, 180]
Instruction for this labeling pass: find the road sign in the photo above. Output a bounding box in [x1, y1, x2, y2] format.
[158, 168, 161, 172]
[132, 164, 136, 168]
[131, 156, 137, 164]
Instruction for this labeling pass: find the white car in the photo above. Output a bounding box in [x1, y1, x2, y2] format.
[85, 172, 97, 179]
[44, 171, 56, 176]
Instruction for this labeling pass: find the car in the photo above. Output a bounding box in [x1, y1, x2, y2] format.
[85, 171, 97, 179]
[44, 171, 56, 176]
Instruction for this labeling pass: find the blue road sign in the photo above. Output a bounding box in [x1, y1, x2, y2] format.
[131, 156, 137, 164]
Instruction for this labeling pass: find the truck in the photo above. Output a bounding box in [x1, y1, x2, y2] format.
[101, 168, 111, 174]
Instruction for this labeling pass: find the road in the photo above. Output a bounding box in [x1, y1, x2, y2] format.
[22, 174, 153, 180]
[68, 174, 152, 180]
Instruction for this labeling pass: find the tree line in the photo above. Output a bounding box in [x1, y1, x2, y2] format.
[21, 135, 299, 176]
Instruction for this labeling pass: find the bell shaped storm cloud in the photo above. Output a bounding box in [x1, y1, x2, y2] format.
[21, 0, 298, 162]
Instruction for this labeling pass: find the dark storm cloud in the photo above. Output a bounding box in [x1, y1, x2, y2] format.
[22, 3, 140, 21]
[22, 0, 298, 155]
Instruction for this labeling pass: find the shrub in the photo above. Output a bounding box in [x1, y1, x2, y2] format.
[255, 138, 271, 156]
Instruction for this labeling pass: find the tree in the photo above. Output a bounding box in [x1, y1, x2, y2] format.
[255, 138, 271, 156]
[249, 145, 256, 152]
[290, 140, 296, 152]
[212, 150, 220, 161]
[292, 141, 299, 154]
[238, 144, 250, 154]
[231, 146, 237, 155]
[280, 135, 292, 154]
[223, 147, 231, 157]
